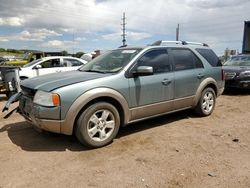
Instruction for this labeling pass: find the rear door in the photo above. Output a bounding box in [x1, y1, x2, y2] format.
[60, 58, 84, 72]
[169, 48, 204, 109]
[35, 58, 61, 76]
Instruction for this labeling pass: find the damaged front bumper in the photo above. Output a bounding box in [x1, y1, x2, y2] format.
[3, 92, 61, 134]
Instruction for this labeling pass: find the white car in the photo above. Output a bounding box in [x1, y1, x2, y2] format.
[19, 56, 87, 79]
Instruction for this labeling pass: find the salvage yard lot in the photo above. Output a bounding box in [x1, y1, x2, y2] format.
[0, 92, 250, 188]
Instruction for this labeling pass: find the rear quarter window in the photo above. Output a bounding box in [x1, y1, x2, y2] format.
[196, 48, 221, 67]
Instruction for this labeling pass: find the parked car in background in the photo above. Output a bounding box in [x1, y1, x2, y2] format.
[223, 54, 250, 90]
[4, 51, 64, 66]
[5, 41, 224, 148]
[3, 56, 16, 61]
[80, 50, 103, 62]
[0, 57, 7, 64]
[80, 53, 93, 62]
[19, 56, 87, 79]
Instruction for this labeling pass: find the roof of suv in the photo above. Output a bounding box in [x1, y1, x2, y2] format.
[119, 40, 211, 51]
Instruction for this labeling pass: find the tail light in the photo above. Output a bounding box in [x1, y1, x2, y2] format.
[221, 69, 225, 81]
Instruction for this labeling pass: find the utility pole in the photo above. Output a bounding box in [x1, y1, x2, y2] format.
[176, 24, 180, 41]
[121, 12, 127, 46]
[73, 33, 75, 55]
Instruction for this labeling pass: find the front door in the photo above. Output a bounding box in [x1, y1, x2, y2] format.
[128, 48, 174, 120]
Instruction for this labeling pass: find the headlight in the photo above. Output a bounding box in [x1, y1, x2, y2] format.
[0, 71, 2, 81]
[239, 71, 250, 78]
[33, 90, 60, 107]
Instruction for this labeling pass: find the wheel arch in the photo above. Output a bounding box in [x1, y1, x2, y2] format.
[60, 88, 130, 135]
[193, 78, 218, 107]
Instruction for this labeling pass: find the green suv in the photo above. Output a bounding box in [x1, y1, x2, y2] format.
[6, 41, 224, 148]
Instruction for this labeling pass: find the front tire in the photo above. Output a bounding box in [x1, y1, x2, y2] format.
[75, 102, 120, 148]
[195, 87, 216, 116]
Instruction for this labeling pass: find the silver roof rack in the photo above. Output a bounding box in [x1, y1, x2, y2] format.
[152, 40, 209, 47]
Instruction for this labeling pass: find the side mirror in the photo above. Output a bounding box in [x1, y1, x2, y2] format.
[33, 64, 42, 69]
[133, 66, 153, 76]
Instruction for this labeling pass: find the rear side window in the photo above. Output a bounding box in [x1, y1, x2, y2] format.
[63, 58, 83, 67]
[196, 48, 221, 67]
[171, 48, 203, 71]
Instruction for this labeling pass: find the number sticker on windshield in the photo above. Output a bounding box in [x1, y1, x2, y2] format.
[121, 50, 136, 54]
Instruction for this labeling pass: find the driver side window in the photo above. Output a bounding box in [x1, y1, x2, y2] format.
[137, 49, 171, 74]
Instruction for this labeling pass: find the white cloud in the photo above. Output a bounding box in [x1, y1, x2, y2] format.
[19, 29, 61, 41]
[75, 37, 86, 41]
[102, 31, 151, 41]
[0, 17, 24, 26]
[0, 0, 250, 54]
[43, 40, 64, 47]
[185, 0, 250, 8]
[41, 40, 79, 49]
[0, 37, 9, 42]
[0, 28, 62, 42]
[127, 32, 151, 40]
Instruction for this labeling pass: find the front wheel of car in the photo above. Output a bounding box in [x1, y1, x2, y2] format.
[75, 102, 120, 148]
[195, 87, 216, 116]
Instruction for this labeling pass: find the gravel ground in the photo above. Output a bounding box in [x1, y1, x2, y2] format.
[0, 91, 250, 188]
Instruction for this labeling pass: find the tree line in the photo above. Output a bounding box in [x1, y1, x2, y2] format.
[0, 48, 85, 58]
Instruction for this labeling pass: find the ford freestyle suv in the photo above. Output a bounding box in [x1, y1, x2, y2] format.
[5, 41, 224, 148]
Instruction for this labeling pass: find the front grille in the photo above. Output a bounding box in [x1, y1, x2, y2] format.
[21, 86, 36, 98]
[19, 94, 34, 118]
[225, 72, 236, 80]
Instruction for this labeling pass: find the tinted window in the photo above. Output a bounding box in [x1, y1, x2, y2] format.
[137, 49, 171, 73]
[193, 54, 204, 68]
[172, 49, 195, 71]
[196, 48, 221, 66]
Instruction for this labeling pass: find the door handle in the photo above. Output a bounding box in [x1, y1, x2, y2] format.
[197, 74, 204, 79]
[161, 79, 171, 85]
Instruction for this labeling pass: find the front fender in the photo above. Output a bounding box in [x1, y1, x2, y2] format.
[60, 88, 130, 135]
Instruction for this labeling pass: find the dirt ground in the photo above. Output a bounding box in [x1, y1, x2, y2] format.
[0, 91, 250, 188]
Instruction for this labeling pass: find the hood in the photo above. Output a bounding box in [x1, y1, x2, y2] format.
[21, 70, 110, 91]
[223, 65, 250, 72]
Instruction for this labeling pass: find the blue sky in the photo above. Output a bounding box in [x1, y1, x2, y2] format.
[0, 0, 250, 55]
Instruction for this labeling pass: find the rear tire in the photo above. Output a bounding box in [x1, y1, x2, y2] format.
[195, 87, 216, 116]
[75, 102, 120, 148]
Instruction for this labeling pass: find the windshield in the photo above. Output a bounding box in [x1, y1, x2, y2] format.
[224, 56, 250, 66]
[23, 58, 42, 67]
[23, 53, 30, 60]
[79, 48, 142, 73]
